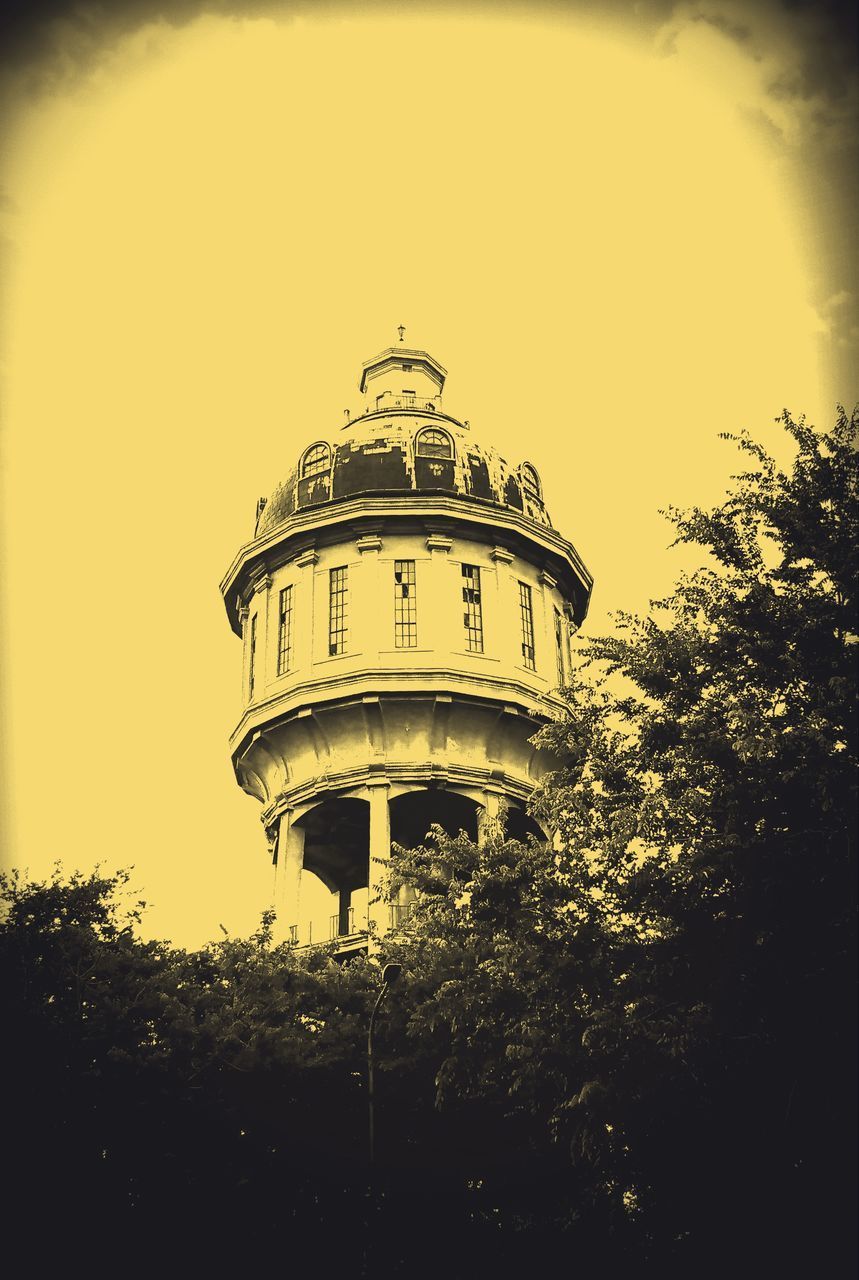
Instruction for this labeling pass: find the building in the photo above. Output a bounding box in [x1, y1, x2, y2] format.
[220, 339, 593, 948]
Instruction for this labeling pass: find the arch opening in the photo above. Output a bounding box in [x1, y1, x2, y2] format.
[390, 787, 480, 849]
[506, 804, 547, 844]
[300, 442, 332, 477]
[415, 427, 454, 459]
[297, 797, 369, 939]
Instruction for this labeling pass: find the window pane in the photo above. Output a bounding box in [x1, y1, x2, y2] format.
[394, 560, 417, 648]
[416, 429, 453, 459]
[462, 564, 483, 652]
[248, 612, 258, 698]
[519, 582, 535, 670]
[555, 608, 565, 684]
[329, 566, 349, 656]
[278, 586, 294, 676]
[521, 464, 541, 497]
[302, 444, 330, 477]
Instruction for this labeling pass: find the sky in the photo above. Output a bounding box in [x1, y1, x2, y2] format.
[1, 0, 856, 947]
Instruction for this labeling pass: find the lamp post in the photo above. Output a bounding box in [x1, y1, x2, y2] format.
[368, 962, 401, 1169]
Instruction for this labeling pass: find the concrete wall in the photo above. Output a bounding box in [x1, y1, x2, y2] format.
[241, 527, 576, 711]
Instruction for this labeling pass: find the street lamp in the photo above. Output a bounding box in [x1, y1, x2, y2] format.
[368, 962, 401, 1168]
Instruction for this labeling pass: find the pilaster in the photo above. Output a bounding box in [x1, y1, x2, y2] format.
[425, 531, 454, 653]
[538, 569, 558, 685]
[491, 546, 517, 668]
[355, 528, 383, 657]
[251, 571, 272, 695]
[294, 547, 318, 670]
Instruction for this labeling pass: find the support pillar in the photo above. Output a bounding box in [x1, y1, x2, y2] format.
[273, 810, 305, 944]
[478, 790, 507, 846]
[338, 887, 353, 937]
[491, 547, 516, 668]
[367, 781, 391, 945]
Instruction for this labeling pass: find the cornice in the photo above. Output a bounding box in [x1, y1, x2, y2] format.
[359, 347, 447, 393]
[258, 759, 537, 829]
[221, 493, 592, 632]
[229, 673, 564, 760]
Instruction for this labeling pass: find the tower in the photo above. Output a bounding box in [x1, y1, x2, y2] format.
[220, 341, 592, 948]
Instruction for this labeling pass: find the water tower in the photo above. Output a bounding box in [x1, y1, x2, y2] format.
[220, 338, 592, 947]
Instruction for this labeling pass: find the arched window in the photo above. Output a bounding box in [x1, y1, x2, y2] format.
[520, 463, 542, 500]
[301, 442, 331, 478]
[415, 428, 453, 460]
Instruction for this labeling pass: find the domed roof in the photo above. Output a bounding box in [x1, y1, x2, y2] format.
[255, 346, 551, 537]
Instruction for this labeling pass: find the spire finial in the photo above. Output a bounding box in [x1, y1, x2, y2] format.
[397, 324, 405, 343]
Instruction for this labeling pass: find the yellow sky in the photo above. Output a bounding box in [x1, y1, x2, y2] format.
[0, 7, 843, 945]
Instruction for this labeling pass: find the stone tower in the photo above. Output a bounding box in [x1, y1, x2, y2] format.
[220, 341, 592, 949]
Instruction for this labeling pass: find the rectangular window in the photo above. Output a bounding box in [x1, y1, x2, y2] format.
[394, 560, 417, 648]
[555, 608, 565, 684]
[329, 566, 349, 656]
[462, 564, 484, 653]
[248, 612, 257, 698]
[277, 586, 294, 675]
[519, 582, 536, 669]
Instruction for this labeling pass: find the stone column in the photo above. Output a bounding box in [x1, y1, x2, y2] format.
[273, 809, 305, 944]
[366, 780, 391, 944]
[338, 887, 353, 937]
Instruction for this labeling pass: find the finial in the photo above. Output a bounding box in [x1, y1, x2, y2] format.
[397, 325, 405, 343]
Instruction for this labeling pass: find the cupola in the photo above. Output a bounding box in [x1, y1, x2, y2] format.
[359, 330, 447, 416]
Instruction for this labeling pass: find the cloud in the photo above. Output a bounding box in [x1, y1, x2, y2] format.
[653, 0, 858, 150]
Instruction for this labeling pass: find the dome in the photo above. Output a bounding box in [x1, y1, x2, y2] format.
[255, 346, 551, 537]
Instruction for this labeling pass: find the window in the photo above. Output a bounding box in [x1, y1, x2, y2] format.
[521, 463, 542, 500]
[277, 586, 294, 676]
[329, 566, 349, 655]
[519, 582, 536, 669]
[248, 612, 257, 698]
[416, 428, 453, 459]
[462, 564, 483, 652]
[555, 608, 565, 684]
[301, 442, 331, 478]
[394, 560, 417, 647]
[402, 362, 413, 371]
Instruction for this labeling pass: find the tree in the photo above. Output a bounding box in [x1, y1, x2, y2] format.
[386, 407, 858, 1272]
[3, 409, 855, 1276]
[0, 867, 380, 1266]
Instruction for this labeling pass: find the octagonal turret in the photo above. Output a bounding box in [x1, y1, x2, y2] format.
[220, 342, 593, 949]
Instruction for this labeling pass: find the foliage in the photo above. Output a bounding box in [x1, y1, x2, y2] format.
[539, 407, 859, 1268]
[2, 410, 855, 1274]
[388, 407, 858, 1270]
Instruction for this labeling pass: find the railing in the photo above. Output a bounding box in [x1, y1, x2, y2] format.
[389, 902, 415, 929]
[375, 394, 438, 412]
[329, 906, 356, 939]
